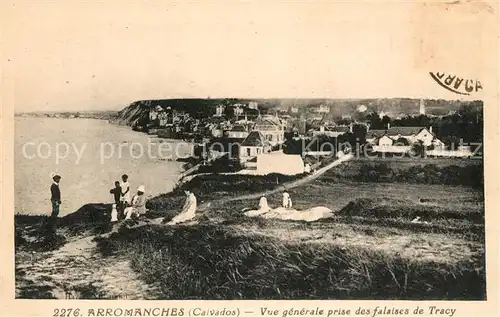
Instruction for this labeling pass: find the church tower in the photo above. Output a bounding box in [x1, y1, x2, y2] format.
[419, 99, 426, 115]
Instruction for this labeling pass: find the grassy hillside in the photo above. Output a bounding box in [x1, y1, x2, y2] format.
[15, 158, 485, 299]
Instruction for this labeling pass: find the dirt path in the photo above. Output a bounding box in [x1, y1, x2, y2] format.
[197, 154, 353, 211]
[16, 233, 156, 299]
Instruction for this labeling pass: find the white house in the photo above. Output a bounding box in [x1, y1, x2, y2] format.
[256, 152, 305, 175]
[386, 126, 444, 147]
[378, 135, 394, 146]
[233, 104, 244, 116]
[239, 131, 272, 163]
[253, 116, 285, 146]
[313, 104, 330, 114]
[371, 126, 445, 148]
[312, 125, 347, 138]
[248, 101, 259, 110]
[214, 104, 225, 117]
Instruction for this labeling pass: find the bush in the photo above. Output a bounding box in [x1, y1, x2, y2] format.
[332, 162, 483, 188]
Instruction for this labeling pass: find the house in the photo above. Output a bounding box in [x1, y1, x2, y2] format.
[371, 126, 445, 148]
[378, 135, 395, 146]
[239, 131, 272, 163]
[334, 126, 351, 133]
[172, 110, 188, 124]
[312, 125, 347, 138]
[253, 116, 285, 146]
[248, 101, 259, 110]
[313, 104, 330, 114]
[290, 106, 299, 114]
[386, 126, 442, 147]
[233, 104, 244, 116]
[255, 152, 305, 175]
[226, 124, 249, 139]
[378, 110, 388, 119]
[214, 104, 225, 117]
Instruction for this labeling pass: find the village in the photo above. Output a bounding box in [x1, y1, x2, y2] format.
[15, 98, 485, 300]
[134, 99, 480, 178]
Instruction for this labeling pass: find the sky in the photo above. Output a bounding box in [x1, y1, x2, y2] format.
[3, 1, 497, 112]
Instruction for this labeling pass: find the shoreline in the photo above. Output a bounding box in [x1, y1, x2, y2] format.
[14, 117, 189, 216]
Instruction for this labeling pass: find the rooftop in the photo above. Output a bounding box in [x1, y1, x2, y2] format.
[241, 131, 270, 147]
[386, 127, 426, 136]
[230, 124, 247, 132]
[366, 129, 386, 138]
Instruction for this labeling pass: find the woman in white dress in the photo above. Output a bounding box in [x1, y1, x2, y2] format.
[244, 195, 271, 217]
[282, 190, 291, 208]
[168, 190, 197, 225]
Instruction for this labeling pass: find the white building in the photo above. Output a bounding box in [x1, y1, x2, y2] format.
[233, 104, 244, 116]
[239, 131, 272, 163]
[314, 104, 330, 114]
[248, 101, 259, 110]
[419, 99, 426, 115]
[372, 126, 445, 148]
[256, 152, 305, 175]
[215, 104, 225, 117]
[253, 116, 285, 146]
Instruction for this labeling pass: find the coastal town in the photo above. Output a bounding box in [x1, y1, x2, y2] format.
[15, 98, 485, 301]
[110, 98, 482, 178]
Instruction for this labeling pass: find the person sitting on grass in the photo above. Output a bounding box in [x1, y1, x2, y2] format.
[166, 189, 197, 225]
[259, 195, 270, 212]
[282, 190, 291, 209]
[124, 185, 147, 220]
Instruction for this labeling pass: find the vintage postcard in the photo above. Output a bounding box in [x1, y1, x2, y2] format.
[1, 1, 499, 317]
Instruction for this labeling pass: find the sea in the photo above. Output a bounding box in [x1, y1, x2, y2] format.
[15, 117, 192, 216]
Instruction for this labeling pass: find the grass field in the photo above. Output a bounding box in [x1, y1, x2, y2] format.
[15, 157, 486, 299]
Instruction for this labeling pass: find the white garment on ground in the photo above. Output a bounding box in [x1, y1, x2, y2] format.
[120, 181, 131, 204]
[169, 193, 197, 225]
[282, 192, 290, 208]
[259, 196, 270, 211]
[251, 206, 334, 222]
[110, 204, 118, 222]
[124, 207, 137, 220]
[244, 196, 271, 217]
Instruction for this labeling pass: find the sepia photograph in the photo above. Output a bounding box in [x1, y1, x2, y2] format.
[14, 97, 485, 301]
[2, 0, 498, 315]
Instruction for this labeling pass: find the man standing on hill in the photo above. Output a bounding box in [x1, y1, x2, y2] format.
[50, 174, 62, 218]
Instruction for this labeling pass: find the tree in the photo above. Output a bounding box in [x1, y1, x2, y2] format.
[394, 137, 410, 146]
[409, 140, 425, 158]
[351, 123, 368, 146]
[381, 116, 392, 129]
[366, 112, 382, 129]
